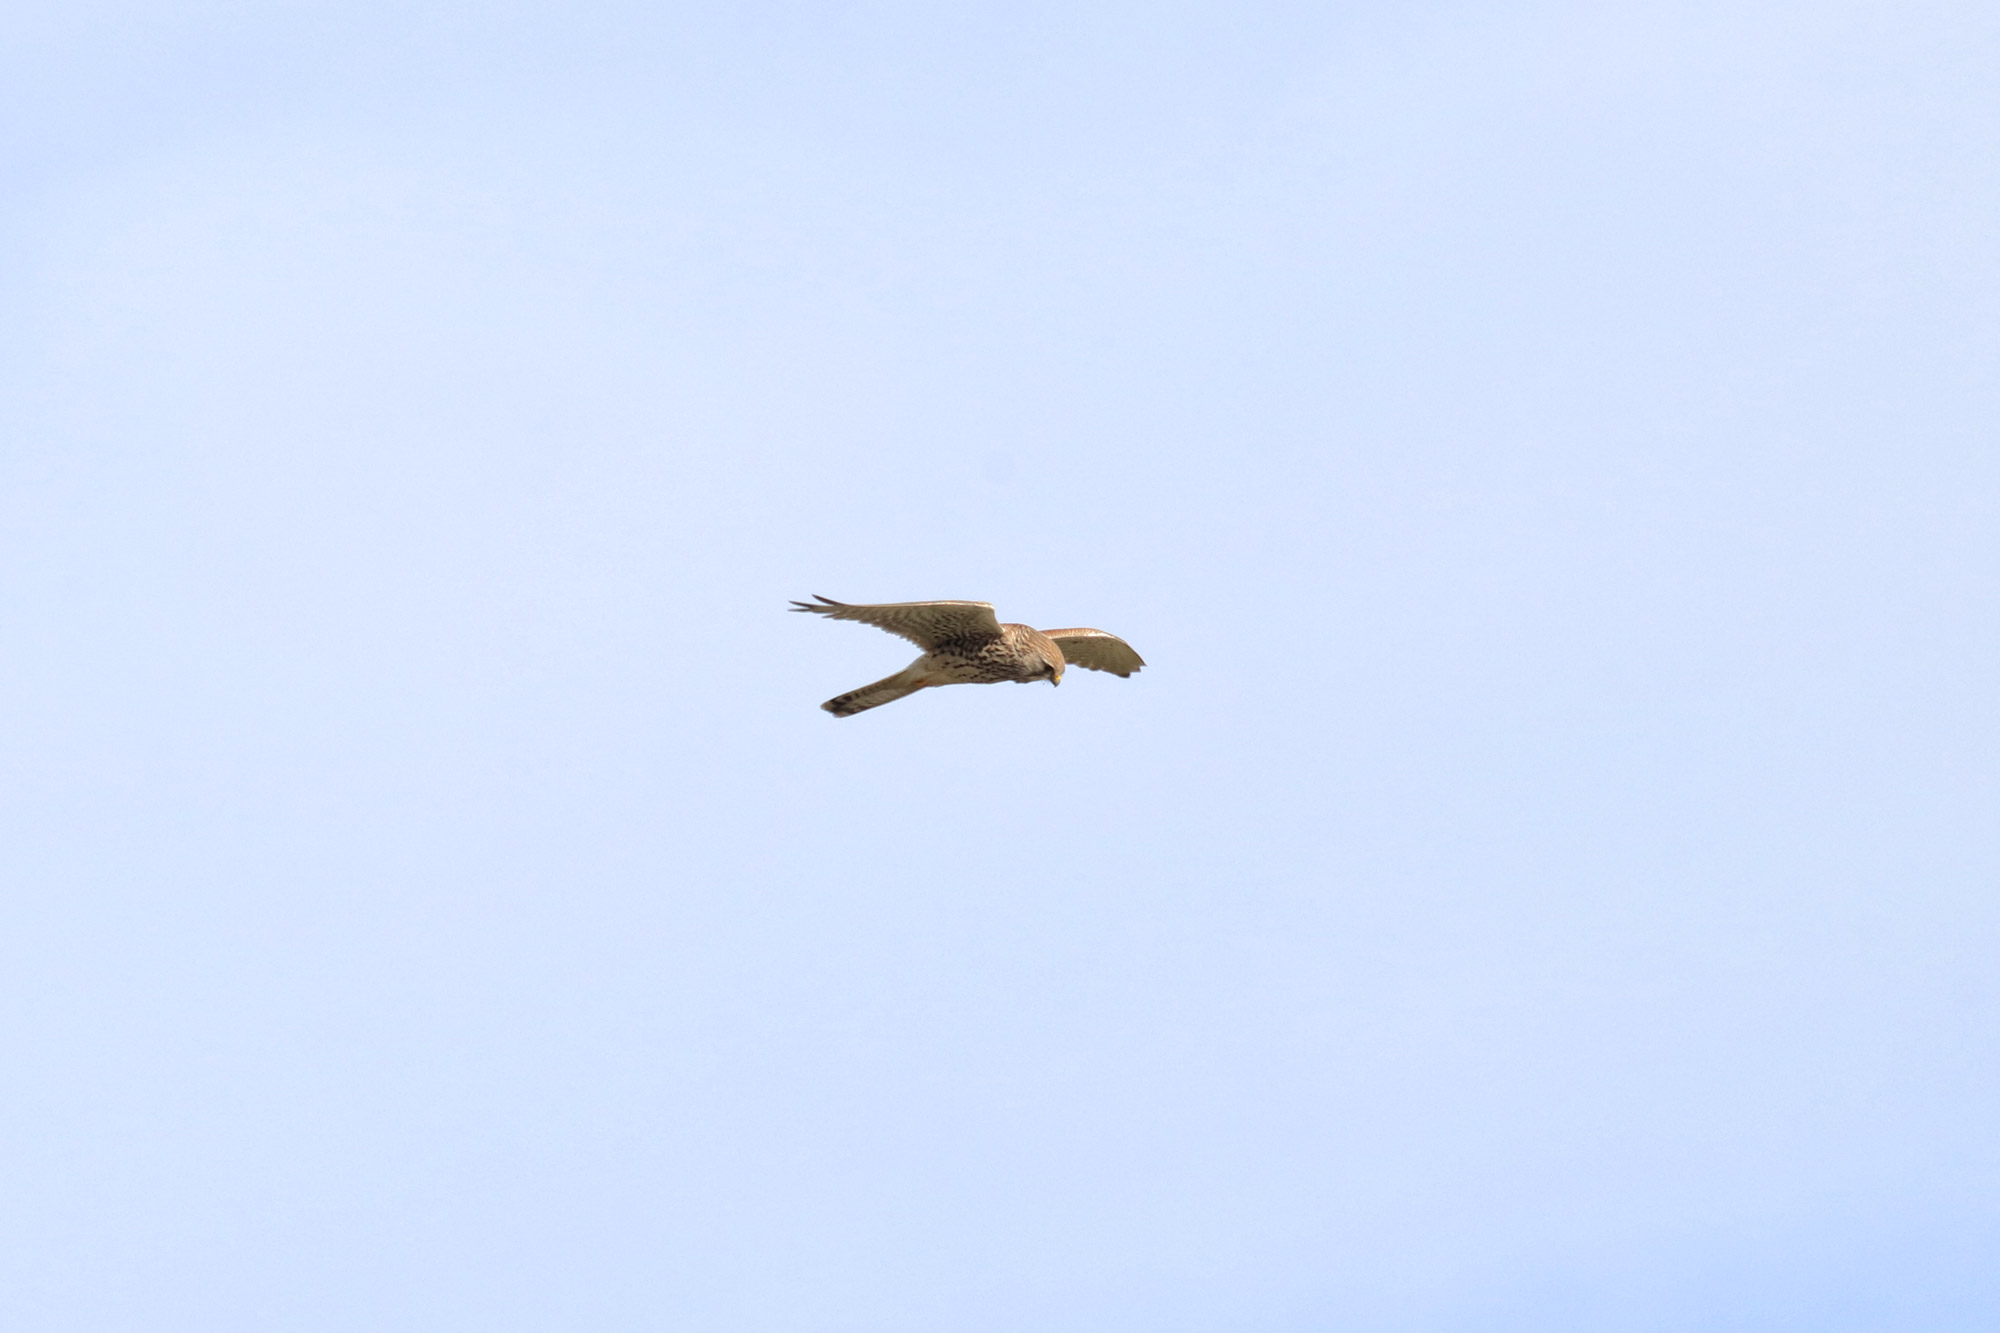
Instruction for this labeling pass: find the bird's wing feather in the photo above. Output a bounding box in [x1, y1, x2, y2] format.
[1040, 628, 1145, 677]
[790, 596, 1003, 649]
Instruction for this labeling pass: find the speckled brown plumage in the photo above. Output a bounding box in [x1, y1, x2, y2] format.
[790, 596, 1145, 717]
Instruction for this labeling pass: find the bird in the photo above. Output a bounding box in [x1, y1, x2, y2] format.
[790, 595, 1145, 717]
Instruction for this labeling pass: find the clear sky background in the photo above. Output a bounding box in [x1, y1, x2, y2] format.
[4, 2, 1997, 1330]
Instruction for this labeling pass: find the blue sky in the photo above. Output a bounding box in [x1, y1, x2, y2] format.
[4, 3, 1997, 1329]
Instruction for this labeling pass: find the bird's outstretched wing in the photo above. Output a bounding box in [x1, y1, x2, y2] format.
[1041, 628, 1145, 677]
[790, 596, 1003, 650]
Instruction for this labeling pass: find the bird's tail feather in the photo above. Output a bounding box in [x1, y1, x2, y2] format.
[822, 667, 927, 717]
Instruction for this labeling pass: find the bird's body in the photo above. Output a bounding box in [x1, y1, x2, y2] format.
[790, 596, 1144, 716]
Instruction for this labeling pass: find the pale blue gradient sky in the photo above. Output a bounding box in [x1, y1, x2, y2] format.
[4, 3, 1997, 1330]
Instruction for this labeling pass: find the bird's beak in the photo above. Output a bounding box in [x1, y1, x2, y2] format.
[1050, 671, 1062, 687]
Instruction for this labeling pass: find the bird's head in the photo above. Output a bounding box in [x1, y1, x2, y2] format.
[1045, 653, 1064, 687]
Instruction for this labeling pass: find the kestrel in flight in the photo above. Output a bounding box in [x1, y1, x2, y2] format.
[790, 596, 1146, 716]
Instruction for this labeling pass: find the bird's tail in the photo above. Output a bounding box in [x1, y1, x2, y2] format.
[822, 666, 928, 717]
